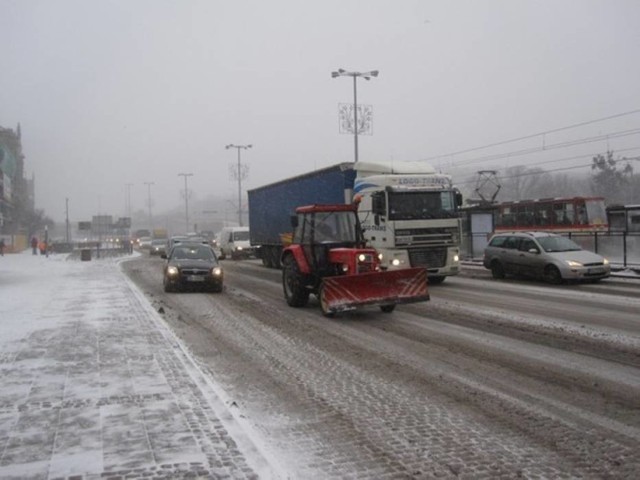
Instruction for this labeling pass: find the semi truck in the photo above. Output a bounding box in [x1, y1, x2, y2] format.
[248, 160, 462, 283]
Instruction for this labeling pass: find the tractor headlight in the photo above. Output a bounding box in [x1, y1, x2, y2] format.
[377, 253, 383, 261]
[358, 253, 366, 262]
[167, 266, 179, 276]
[211, 267, 223, 276]
[391, 258, 401, 267]
[342, 264, 349, 273]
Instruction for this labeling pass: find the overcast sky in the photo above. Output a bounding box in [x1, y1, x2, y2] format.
[1, 0, 639, 223]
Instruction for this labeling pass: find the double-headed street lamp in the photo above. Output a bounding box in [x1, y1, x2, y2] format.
[178, 173, 193, 233]
[331, 68, 379, 163]
[225, 144, 252, 226]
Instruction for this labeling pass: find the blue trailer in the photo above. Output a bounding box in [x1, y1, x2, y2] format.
[248, 163, 356, 268]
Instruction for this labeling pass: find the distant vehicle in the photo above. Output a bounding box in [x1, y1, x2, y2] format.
[493, 196, 608, 233]
[166, 235, 190, 251]
[218, 226, 253, 260]
[137, 236, 152, 249]
[149, 239, 166, 256]
[161, 242, 223, 293]
[483, 231, 610, 284]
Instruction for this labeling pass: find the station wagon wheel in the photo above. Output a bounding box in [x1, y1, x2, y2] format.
[490, 261, 505, 279]
[543, 265, 563, 284]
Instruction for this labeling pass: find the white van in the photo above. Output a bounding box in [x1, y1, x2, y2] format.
[218, 226, 254, 260]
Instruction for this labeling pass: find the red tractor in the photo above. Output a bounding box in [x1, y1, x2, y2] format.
[281, 204, 430, 316]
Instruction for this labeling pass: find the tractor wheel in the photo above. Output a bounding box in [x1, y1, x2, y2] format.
[282, 255, 309, 307]
[380, 305, 396, 313]
[319, 284, 335, 317]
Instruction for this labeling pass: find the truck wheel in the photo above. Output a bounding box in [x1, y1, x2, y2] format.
[282, 256, 309, 307]
[319, 285, 335, 317]
[428, 276, 445, 285]
[380, 305, 396, 313]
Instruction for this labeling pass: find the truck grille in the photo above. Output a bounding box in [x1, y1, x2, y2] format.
[408, 248, 447, 269]
[395, 227, 457, 247]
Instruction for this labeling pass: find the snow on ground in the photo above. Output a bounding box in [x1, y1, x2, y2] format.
[0, 250, 283, 479]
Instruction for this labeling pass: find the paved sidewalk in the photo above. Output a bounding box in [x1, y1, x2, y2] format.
[0, 251, 276, 480]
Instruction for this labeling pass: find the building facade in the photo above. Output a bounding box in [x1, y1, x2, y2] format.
[0, 124, 34, 234]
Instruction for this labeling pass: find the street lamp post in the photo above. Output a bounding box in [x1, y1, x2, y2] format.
[144, 182, 155, 230]
[331, 68, 379, 163]
[225, 144, 252, 226]
[178, 173, 193, 233]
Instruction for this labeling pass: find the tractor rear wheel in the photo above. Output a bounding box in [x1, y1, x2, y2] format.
[380, 305, 396, 313]
[282, 255, 310, 307]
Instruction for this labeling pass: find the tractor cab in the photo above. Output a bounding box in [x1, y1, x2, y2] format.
[291, 204, 370, 277]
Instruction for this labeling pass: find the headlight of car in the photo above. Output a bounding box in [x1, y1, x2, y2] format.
[211, 267, 223, 276]
[566, 260, 583, 268]
[603, 258, 609, 265]
[167, 266, 179, 276]
[235, 246, 243, 251]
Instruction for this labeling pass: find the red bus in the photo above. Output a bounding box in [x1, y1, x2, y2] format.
[494, 196, 608, 232]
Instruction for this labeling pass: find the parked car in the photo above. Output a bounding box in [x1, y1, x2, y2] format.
[483, 231, 610, 284]
[149, 239, 167, 256]
[161, 242, 223, 292]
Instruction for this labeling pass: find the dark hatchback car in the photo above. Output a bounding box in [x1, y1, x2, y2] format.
[161, 243, 223, 293]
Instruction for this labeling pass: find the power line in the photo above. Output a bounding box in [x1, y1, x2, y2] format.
[422, 108, 640, 162]
[457, 155, 639, 186]
[447, 128, 640, 169]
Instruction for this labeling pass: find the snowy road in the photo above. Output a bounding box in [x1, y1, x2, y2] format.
[124, 256, 640, 478]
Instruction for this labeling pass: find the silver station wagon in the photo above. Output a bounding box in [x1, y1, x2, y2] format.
[483, 231, 610, 284]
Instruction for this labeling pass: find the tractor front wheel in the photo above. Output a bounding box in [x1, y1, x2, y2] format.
[282, 255, 310, 307]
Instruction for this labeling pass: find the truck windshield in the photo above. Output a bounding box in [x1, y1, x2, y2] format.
[388, 191, 457, 220]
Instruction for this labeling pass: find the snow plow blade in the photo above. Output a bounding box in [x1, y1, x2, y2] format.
[320, 267, 429, 314]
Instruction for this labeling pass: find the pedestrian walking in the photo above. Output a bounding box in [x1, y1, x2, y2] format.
[31, 236, 38, 255]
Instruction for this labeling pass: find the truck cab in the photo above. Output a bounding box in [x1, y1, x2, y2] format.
[354, 161, 463, 283]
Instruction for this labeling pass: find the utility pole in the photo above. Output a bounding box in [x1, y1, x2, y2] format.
[144, 182, 155, 230]
[65, 197, 70, 244]
[225, 144, 252, 226]
[178, 173, 193, 233]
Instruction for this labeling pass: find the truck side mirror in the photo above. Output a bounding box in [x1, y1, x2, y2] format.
[290, 215, 298, 228]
